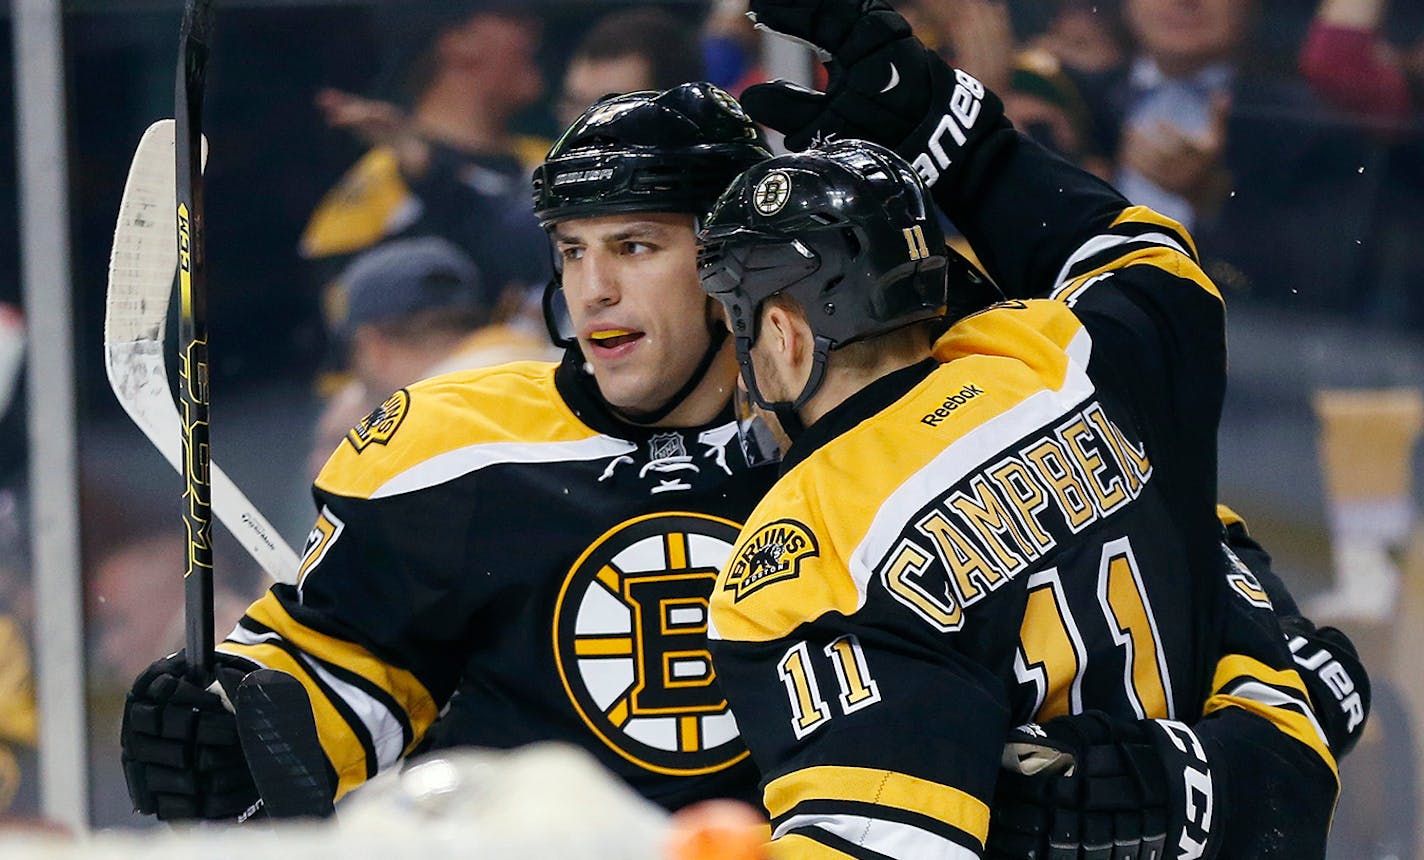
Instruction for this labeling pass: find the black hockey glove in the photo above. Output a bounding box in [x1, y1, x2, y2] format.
[742, 0, 1009, 187]
[120, 651, 262, 822]
[988, 711, 1223, 860]
[1282, 619, 1371, 757]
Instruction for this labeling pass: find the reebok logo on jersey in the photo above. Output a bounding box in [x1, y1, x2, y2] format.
[347, 389, 410, 452]
[920, 384, 985, 426]
[724, 519, 818, 602]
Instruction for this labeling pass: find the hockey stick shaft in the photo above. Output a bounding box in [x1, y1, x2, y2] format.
[177, 0, 216, 683]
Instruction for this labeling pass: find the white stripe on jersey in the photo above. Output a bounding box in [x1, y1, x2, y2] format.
[1051, 230, 1192, 294]
[219, 628, 406, 772]
[1224, 678, 1331, 753]
[773, 812, 979, 860]
[373, 436, 637, 498]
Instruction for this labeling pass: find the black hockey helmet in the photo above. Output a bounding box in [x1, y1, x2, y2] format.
[698, 139, 991, 421]
[532, 82, 772, 227]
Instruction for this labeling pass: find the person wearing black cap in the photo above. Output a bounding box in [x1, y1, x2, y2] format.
[333, 237, 488, 398]
[307, 237, 557, 480]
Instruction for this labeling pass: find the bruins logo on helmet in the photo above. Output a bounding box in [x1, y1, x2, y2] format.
[753, 171, 792, 216]
[347, 390, 409, 452]
[553, 512, 749, 775]
[709, 85, 749, 120]
[724, 519, 819, 602]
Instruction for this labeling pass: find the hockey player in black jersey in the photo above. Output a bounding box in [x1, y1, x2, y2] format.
[122, 82, 779, 817]
[695, 1, 1354, 855]
[117, 71, 1364, 851]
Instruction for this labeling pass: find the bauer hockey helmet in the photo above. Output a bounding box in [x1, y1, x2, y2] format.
[532, 81, 771, 227]
[698, 139, 992, 424]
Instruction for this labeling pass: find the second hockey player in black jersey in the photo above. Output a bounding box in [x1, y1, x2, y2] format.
[697, 1, 1349, 855]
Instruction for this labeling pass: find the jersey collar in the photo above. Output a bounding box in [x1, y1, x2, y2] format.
[779, 358, 938, 474]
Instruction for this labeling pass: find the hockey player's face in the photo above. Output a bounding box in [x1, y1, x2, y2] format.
[554, 212, 716, 414]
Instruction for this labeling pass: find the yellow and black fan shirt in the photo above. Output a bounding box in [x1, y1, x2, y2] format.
[218, 355, 775, 809]
[709, 134, 1339, 858]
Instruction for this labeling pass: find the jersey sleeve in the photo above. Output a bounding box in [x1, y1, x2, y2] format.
[710, 624, 1005, 858]
[1217, 504, 1371, 756]
[215, 380, 506, 801]
[216, 486, 466, 801]
[710, 500, 1009, 859]
[1188, 537, 1341, 858]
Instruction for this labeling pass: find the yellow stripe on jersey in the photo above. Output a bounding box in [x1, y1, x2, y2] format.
[1216, 504, 1245, 531]
[765, 765, 990, 846]
[1111, 205, 1200, 260]
[214, 641, 367, 799]
[768, 833, 860, 859]
[1203, 654, 1339, 781]
[243, 592, 439, 749]
[315, 361, 605, 499]
[1054, 244, 1220, 307]
[715, 302, 1092, 644]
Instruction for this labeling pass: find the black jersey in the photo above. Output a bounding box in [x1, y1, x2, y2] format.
[708, 138, 1337, 856]
[218, 355, 776, 809]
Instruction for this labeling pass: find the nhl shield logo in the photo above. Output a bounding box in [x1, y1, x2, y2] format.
[724, 518, 819, 601]
[347, 390, 410, 452]
[648, 432, 688, 461]
[753, 171, 792, 216]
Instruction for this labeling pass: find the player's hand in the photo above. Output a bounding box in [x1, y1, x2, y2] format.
[988, 711, 1222, 860]
[120, 651, 262, 821]
[1281, 620, 1371, 757]
[742, 0, 1007, 188]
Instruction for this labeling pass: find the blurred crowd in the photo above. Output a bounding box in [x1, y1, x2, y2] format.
[0, 0, 1421, 847]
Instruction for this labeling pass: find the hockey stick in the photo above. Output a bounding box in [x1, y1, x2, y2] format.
[235, 669, 336, 819]
[175, 0, 218, 682]
[106, 121, 301, 586]
[178, 2, 335, 818]
[108, 126, 331, 820]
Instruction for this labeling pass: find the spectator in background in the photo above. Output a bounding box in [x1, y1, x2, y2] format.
[87, 533, 258, 689]
[1027, 0, 1129, 77]
[308, 237, 555, 479]
[701, 0, 764, 94]
[556, 7, 706, 131]
[898, 0, 1111, 177]
[0, 304, 32, 819]
[1056, 0, 1375, 310]
[301, 1, 551, 320]
[1299, 0, 1424, 326]
[1299, 0, 1415, 131]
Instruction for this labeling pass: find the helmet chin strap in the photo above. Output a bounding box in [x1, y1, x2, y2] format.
[609, 324, 730, 426]
[740, 335, 834, 443]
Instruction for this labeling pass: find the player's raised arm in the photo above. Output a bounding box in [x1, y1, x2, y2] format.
[741, 0, 1132, 298]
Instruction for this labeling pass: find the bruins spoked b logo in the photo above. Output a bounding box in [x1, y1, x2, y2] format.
[753, 171, 792, 216]
[553, 512, 749, 775]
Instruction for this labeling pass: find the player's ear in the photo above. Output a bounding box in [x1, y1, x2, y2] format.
[762, 303, 797, 360]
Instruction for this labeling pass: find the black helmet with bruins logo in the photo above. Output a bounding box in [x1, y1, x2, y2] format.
[698, 139, 993, 419]
[532, 82, 772, 227]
